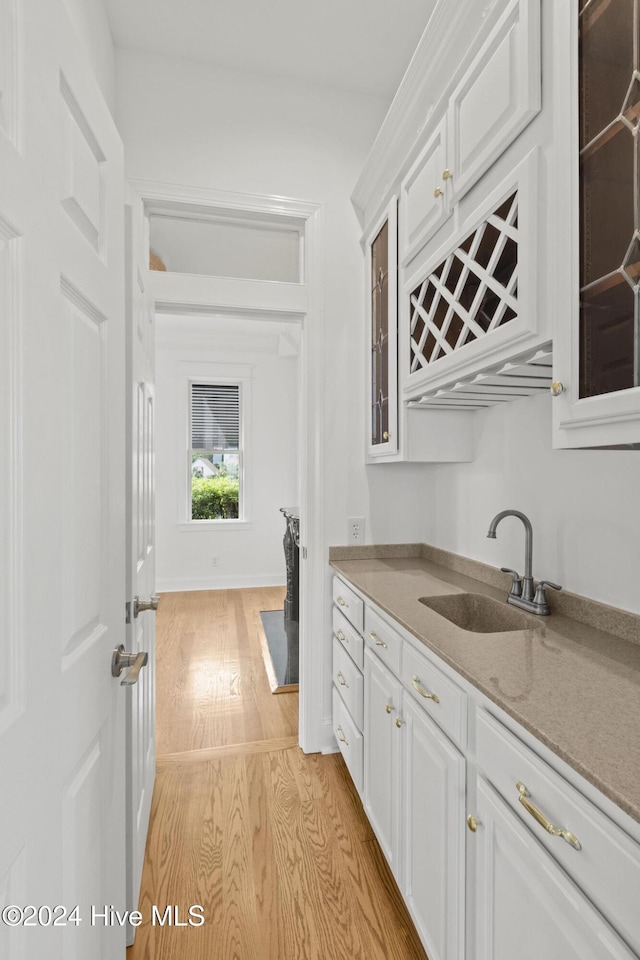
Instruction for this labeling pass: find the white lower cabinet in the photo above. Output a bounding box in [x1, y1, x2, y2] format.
[473, 777, 637, 960]
[401, 695, 466, 960]
[363, 647, 402, 877]
[334, 577, 640, 959]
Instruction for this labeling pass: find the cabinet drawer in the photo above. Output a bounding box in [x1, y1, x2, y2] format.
[333, 637, 364, 732]
[401, 642, 467, 749]
[333, 607, 364, 671]
[476, 709, 640, 954]
[332, 576, 364, 632]
[364, 605, 402, 676]
[333, 687, 363, 795]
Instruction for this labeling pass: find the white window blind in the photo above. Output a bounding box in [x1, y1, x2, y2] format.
[191, 383, 240, 450]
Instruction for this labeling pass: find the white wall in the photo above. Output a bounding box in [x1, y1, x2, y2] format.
[63, 0, 116, 114]
[155, 317, 299, 591]
[425, 393, 640, 615]
[115, 50, 427, 551]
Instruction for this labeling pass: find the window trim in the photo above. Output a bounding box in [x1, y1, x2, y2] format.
[184, 375, 251, 525]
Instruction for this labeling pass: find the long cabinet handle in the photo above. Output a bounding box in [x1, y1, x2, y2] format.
[412, 675, 440, 703]
[370, 631, 387, 648]
[516, 781, 581, 850]
[336, 671, 349, 688]
[336, 725, 349, 746]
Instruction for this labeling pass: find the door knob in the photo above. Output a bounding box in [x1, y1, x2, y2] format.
[133, 595, 159, 618]
[111, 644, 149, 685]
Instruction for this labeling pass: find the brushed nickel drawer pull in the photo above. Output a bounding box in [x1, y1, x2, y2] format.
[370, 631, 387, 648]
[516, 781, 581, 850]
[412, 675, 440, 703]
[336, 671, 349, 688]
[336, 725, 349, 746]
[336, 595, 348, 607]
[336, 629, 348, 643]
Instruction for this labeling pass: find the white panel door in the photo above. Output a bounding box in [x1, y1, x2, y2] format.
[474, 778, 638, 960]
[0, 2, 127, 958]
[124, 190, 156, 943]
[401, 697, 466, 960]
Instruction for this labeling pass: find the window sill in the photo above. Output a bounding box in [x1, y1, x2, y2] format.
[179, 521, 253, 532]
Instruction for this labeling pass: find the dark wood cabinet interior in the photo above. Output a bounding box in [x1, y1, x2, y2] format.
[579, 0, 639, 398]
[371, 220, 390, 445]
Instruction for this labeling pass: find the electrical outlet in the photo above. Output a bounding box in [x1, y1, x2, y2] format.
[347, 517, 365, 544]
[211, 556, 219, 568]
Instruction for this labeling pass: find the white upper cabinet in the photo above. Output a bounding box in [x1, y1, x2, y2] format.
[552, 0, 640, 448]
[355, 0, 544, 459]
[366, 197, 399, 460]
[402, 149, 543, 398]
[399, 0, 541, 269]
[399, 118, 449, 267]
[447, 0, 541, 205]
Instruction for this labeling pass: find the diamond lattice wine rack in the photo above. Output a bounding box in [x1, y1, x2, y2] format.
[409, 191, 519, 376]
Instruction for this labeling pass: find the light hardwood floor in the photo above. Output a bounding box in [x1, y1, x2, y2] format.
[128, 589, 427, 960]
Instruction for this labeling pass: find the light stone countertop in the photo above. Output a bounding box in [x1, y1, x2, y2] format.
[329, 544, 640, 825]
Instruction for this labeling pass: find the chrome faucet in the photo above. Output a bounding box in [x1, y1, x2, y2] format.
[487, 510, 561, 615]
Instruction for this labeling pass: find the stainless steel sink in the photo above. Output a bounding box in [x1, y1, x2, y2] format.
[418, 593, 538, 634]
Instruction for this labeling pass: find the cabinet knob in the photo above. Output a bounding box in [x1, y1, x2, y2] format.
[442, 169, 453, 180]
[385, 702, 394, 714]
[382, 430, 390, 440]
[395, 717, 404, 728]
[550, 381, 565, 397]
[467, 815, 481, 833]
[433, 187, 444, 198]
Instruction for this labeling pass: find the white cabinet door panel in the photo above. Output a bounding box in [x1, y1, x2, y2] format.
[400, 118, 449, 266]
[402, 697, 465, 960]
[474, 778, 637, 960]
[364, 648, 402, 877]
[448, 0, 541, 204]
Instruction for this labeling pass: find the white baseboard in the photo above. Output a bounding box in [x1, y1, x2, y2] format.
[156, 574, 287, 593]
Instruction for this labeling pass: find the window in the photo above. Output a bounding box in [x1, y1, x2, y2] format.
[189, 382, 242, 520]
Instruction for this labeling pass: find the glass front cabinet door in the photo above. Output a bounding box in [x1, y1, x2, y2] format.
[367, 198, 399, 459]
[553, 0, 640, 447]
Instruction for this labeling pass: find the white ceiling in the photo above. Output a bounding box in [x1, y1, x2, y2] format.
[104, 0, 438, 99]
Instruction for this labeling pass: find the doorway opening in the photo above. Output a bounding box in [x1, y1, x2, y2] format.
[153, 308, 303, 705]
[129, 177, 330, 766]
